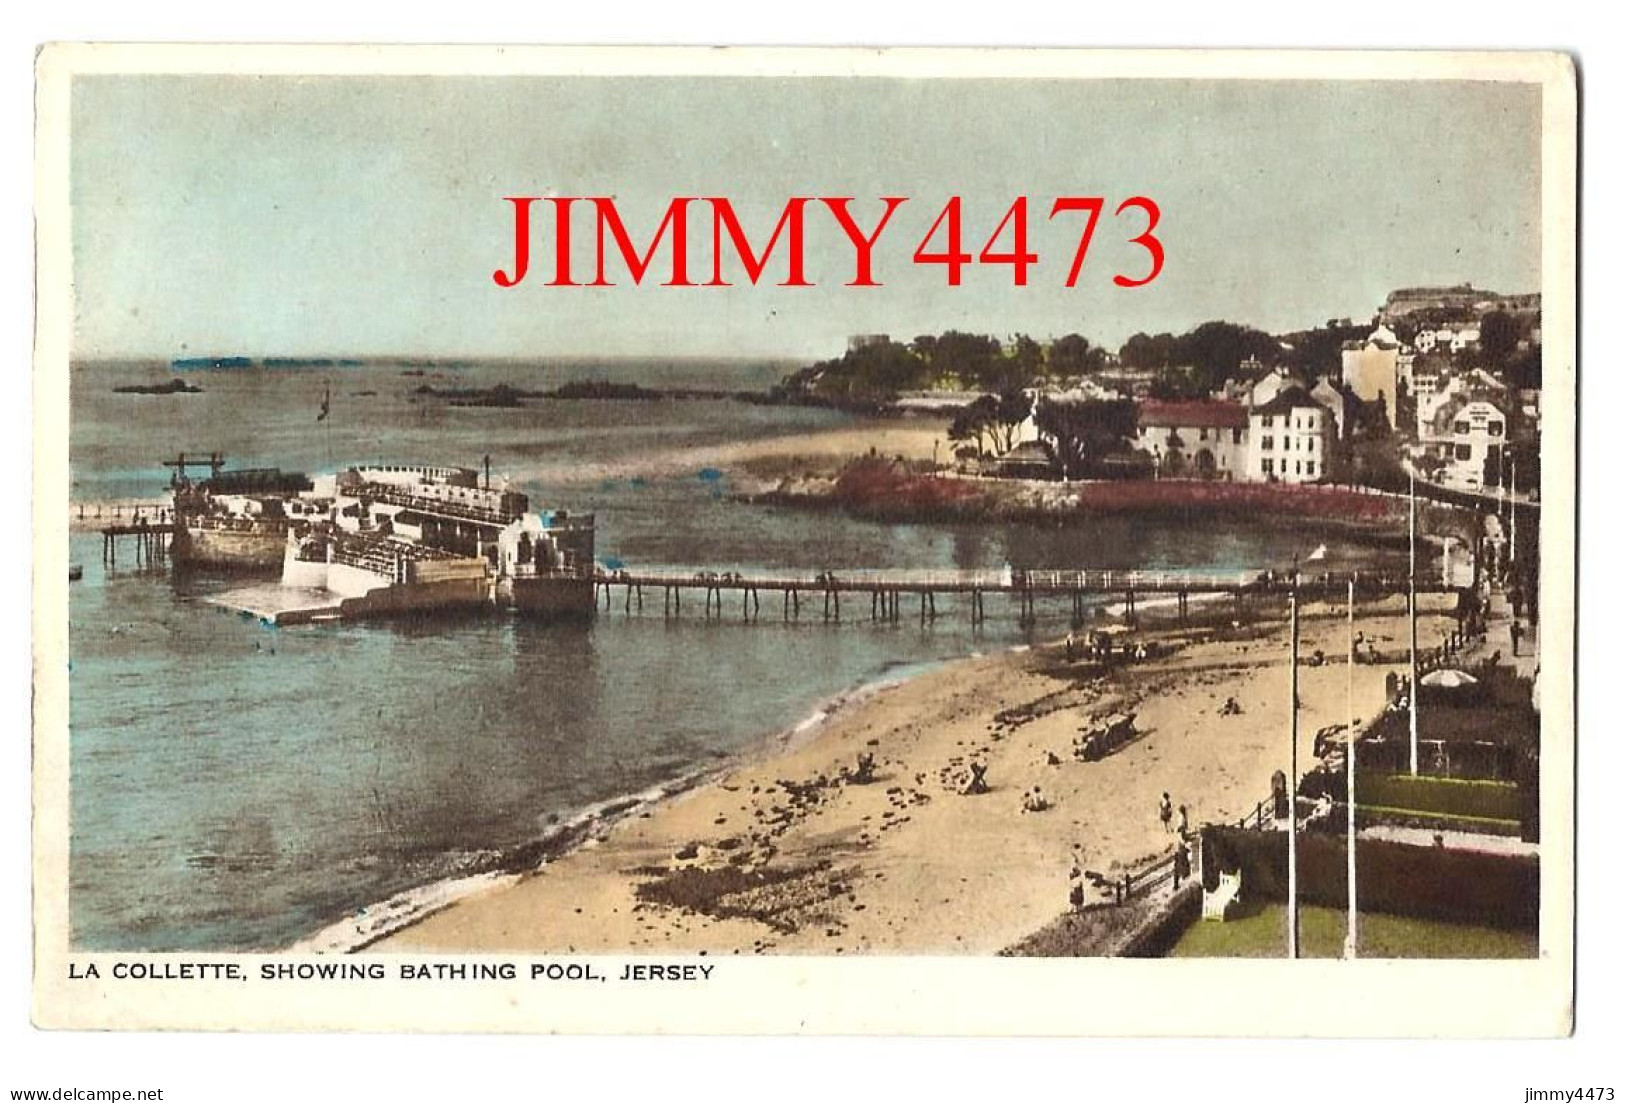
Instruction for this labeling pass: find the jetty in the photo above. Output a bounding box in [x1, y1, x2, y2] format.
[590, 567, 1460, 627]
[99, 519, 178, 568]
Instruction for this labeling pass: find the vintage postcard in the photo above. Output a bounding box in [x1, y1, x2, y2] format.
[32, 45, 1576, 1034]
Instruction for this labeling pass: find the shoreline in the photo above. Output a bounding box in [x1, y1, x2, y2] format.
[287, 655, 961, 954]
[364, 593, 1462, 957]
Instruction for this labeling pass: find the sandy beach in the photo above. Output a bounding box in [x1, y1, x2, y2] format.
[371, 594, 1458, 956]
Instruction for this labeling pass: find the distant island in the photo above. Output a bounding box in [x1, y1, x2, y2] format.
[410, 380, 746, 407]
[171, 355, 366, 370]
[113, 379, 202, 395]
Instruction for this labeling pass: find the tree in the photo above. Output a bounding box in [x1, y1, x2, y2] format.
[947, 404, 991, 456]
[799, 339, 925, 402]
[1034, 398, 1137, 479]
[934, 331, 1004, 390]
[1506, 345, 1542, 390]
[1478, 310, 1519, 366]
[1175, 321, 1279, 396]
[988, 389, 1034, 454]
[1048, 333, 1105, 378]
[1119, 332, 1176, 371]
[1010, 334, 1045, 382]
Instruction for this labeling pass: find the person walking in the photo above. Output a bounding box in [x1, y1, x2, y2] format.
[1510, 619, 1524, 657]
[1177, 804, 1190, 838]
[1159, 792, 1173, 833]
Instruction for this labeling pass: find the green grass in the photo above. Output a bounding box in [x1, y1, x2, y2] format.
[1168, 902, 1537, 959]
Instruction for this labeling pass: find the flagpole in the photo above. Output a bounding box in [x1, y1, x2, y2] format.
[1288, 589, 1300, 960]
[1345, 574, 1358, 959]
[1409, 467, 1420, 776]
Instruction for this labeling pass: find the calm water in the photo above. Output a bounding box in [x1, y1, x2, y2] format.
[68, 359, 1388, 951]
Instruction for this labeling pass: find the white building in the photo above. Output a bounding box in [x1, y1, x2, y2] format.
[1414, 325, 1481, 354]
[1416, 368, 1508, 443]
[1247, 387, 1334, 484]
[1247, 366, 1304, 409]
[1430, 398, 1509, 492]
[1134, 401, 1250, 479]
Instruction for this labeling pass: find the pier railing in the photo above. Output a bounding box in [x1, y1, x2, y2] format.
[592, 565, 1445, 596]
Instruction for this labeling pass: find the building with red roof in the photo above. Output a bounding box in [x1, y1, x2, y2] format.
[1134, 400, 1250, 479]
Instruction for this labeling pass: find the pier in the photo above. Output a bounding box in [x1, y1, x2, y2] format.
[100, 519, 178, 569]
[593, 567, 1459, 628]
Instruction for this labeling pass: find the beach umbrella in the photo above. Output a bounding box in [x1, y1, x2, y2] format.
[1421, 669, 1479, 688]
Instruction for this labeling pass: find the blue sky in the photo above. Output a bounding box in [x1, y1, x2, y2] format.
[70, 74, 1542, 360]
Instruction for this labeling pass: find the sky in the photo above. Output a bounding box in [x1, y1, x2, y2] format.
[68, 74, 1542, 361]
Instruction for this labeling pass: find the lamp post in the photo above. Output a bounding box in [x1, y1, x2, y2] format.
[1287, 588, 1301, 960]
[1345, 574, 1358, 959]
[1409, 466, 1420, 776]
[1509, 457, 1518, 568]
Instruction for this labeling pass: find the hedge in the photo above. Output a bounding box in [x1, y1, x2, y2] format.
[1358, 772, 1523, 821]
[1199, 826, 1538, 932]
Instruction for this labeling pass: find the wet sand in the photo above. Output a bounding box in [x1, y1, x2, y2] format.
[371, 595, 1457, 956]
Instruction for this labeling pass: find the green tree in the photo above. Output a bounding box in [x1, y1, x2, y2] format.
[1034, 398, 1137, 479]
[1120, 332, 1176, 370]
[988, 389, 1034, 454]
[947, 402, 993, 455]
[1048, 333, 1105, 378]
[1010, 334, 1045, 382]
[934, 331, 1004, 390]
[1174, 321, 1279, 396]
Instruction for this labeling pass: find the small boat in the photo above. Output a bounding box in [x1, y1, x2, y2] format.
[68, 565, 83, 582]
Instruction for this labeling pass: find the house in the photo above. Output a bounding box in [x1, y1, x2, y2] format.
[1134, 401, 1250, 480]
[1340, 336, 1401, 428]
[1309, 377, 1357, 440]
[986, 440, 1056, 480]
[1247, 366, 1305, 409]
[1427, 397, 1510, 492]
[1248, 388, 1334, 484]
[1416, 368, 1508, 443]
[1414, 324, 1480, 354]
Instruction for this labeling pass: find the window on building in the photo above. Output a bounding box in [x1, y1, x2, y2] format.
[1262, 435, 1274, 450]
[1262, 458, 1274, 475]
[1453, 420, 1470, 434]
[1454, 443, 1472, 460]
[1232, 428, 1243, 444]
[1488, 421, 1504, 436]
[1199, 427, 1209, 441]
[1306, 461, 1316, 477]
[1307, 437, 1314, 453]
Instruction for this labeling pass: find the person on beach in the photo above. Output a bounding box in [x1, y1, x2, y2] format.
[1177, 804, 1189, 837]
[851, 751, 876, 785]
[1065, 632, 1076, 662]
[1159, 792, 1174, 833]
[965, 762, 989, 795]
[1174, 841, 1192, 888]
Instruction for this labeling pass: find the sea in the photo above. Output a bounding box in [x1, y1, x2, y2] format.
[66, 357, 1397, 952]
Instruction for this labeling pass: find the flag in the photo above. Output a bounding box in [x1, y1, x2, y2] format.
[1306, 543, 1328, 562]
[316, 384, 330, 423]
